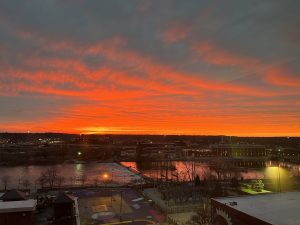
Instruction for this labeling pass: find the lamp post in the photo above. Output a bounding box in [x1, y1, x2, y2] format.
[119, 190, 123, 222]
[103, 173, 109, 190]
[103, 173, 112, 207]
[111, 169, 114, 184]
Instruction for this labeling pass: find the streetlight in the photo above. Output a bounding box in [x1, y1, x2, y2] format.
[103, 173, 109, 180]
[77, 151, 82, 156]
[102, 172, 112, 206]
[119, 190, 123, 222]
[109, 169, 114, 184]
[277, 165, 281, 193]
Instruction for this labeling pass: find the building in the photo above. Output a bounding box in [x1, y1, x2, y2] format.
[182, 148, 214, 158]
[211, 192, 300, 225]
[212, 144, 267, 157]
[0, 190, 36, 225]
[53, 192, 79, 225]
[136, 142, 181, 161]
[211, 144, 267, 167]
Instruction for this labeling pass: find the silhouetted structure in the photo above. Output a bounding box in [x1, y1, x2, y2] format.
[53, 192, 77, 225]
[1, 190, 26, 201]
[0, 190, 36, 225]
[212, 143, 267, 167]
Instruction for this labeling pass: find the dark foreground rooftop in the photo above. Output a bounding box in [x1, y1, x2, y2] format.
[213, 191, 300, 225]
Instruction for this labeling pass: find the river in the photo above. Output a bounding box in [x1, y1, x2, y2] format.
[0, 162, 141, 189]
[1, 161, 300, 190]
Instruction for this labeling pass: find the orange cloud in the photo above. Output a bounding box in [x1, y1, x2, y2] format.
[264, 66, 300, 87]
[83, 39, 289, 97]
[2, 37, 273, 99]
[192, 41, 300, 89]
[1, 37, 300, 136]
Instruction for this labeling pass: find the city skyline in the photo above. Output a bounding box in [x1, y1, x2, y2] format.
[0, 0, 300, 136]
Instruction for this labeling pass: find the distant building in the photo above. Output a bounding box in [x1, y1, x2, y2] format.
[211, 143, 267, 167]
[53, 192, 79, 225]
[211, 192, 300, 225]
[182, 148, 214, 158]
[120, 146, 137, 160]
[280, 147, 300, 163]
[0, 190, 36, 225]
[136, 142, 181, 161]
[212, 143, 267, 157]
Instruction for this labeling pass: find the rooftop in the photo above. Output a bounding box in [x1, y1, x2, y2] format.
[213, 192, 300, 225]
[53, 192, 75, 204]
[1, 190, 26, 201]
[0, 199, 36, 213]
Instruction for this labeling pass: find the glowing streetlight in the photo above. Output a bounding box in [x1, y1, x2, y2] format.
[77, 151, 82, 156]
[103, 173, 109, 180]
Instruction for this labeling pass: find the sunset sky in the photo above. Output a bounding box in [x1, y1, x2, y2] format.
[0, 0, 299, 136]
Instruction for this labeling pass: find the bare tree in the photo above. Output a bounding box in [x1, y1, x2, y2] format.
[93, 177, 99, 187]
[1, 175, 10, 191]
[211, 158, 233, 181]
[44, 167, 59, 189]
[22, 179, 31, 190]
[17, 177, 22, 189]
[36, 174, 47, 189]
[80, 174, 87, 186]
[37, 167, 60, 189]
[202, 171, 217, 195]
[69, 176, 75, 187]
[55, 176, 65, 187]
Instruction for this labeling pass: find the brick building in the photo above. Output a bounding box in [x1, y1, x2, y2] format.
[0, 190, 36, 225]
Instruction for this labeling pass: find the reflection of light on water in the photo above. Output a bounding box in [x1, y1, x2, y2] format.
[4, 161, 300, 189]
[75, 164, 83, 176]
[121, 161, 267, 181]
[264, 166, 293, 191]
[120, 162, 137, 170]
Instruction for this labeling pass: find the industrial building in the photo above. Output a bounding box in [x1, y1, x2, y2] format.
[211, 192, 300, 225]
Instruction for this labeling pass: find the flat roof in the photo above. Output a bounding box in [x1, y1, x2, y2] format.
[213, 192, 300, 225]
[0, 199, 36, 213]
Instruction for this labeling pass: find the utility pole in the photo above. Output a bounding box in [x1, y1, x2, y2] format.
[111, 189, 113, 207]
[192, 153, 196, 183]
[119, 190, 123, 221]
[278, 165, 281, 192]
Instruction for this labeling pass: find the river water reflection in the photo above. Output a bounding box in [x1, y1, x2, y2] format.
[0, 162, 141, 189]
[121, 161, 300, 181]
[1, 161, 300, 189]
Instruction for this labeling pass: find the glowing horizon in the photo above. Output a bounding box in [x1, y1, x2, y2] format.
[0, 1, 299, 137]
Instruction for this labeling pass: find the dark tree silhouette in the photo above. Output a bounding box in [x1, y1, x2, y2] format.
[195, 174, 201, 187]
[1, 175, 10, 191]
